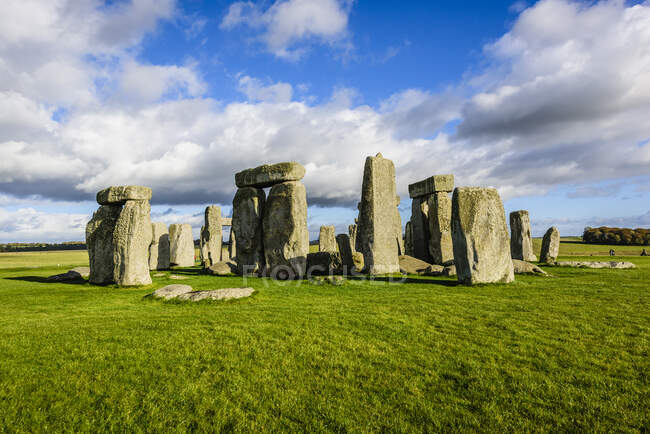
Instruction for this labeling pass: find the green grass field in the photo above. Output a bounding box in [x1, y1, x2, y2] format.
[0, 241, 648, 431]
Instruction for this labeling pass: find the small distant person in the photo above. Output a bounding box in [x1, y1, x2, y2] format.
[642, 249, 648, 256]
[609, 249, 615, 256]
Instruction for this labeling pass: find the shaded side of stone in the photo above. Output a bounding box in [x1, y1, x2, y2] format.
[149, 222, 170, 270]
[409, 196, 432, 263]
[510, 210, 537, 262]
[540, 226, 560, 264]
[86, 204, 122, 284]
[232, 187, 265, 275]
[404, 221, 413, 256]
[427, 192, 453, 265]
[336, 233, 355, 271]
[169, 223, 195, 267]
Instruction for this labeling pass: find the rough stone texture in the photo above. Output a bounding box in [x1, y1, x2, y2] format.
[408, 174, 454, 198]
[427, 192, 453, 265]
[235, 162, 305, 188]
[152, 284, 193, 299]
[228, 226, 236, 259]
[540, 226, 560, 264]
[348, 224, 358, 253]
[263, 181, 309, 279]
[423, 264, 445, 276]
[221, 217, 232, 226]
[356, 153, 400, 274]
[336, 234, 355, 270]
[86, 204, 122, 284]
[512, 259, 548, 276]
[169, 223, 195, 267]
[221, 245, 230, 261]
[169, 275, 190, 280]
[352, 252, 364, 272]
[307, 252, 343, 275]
[232, 187, 265, 275]
[149, 222, 170, 271]
[394, 195, 404, 255]
[398, 255, 433, 275]
[113, 200, 152, 286]
[71, 267, 90, 278]
[404, 221, 413, 256]
[47, 269, 85, 282]
[97, 185, 152, 205]
[442, 265, 457, 277]
[319, 225, 337, 252]
[206, 260, 237, 276]
[410, 196, 432, 262]
[451, 187, 514, 284]
[510, 210, 537, 262]
[553, 261, 636, 269]
[177, 287, 255, 302]
[200, 205, 222, 267]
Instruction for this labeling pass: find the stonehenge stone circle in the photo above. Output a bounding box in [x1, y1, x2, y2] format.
[169, 223, 195, 267]
[149, 222, 170, 271]
[510, 210, 537, 262]
[540, 226, 560, 264]
[319, 225, 337, 252]
[235, 162, 305, 188]
[113, 199, 152, 286]
[200, 205, 222, 267]
[356, 153, 400, 274]
[86, 205, 122, 284]
[336, 233, 355, 271]
[451, 187, 514, 284]
[427, 192, 453, 265]
[232, 187, 265, 275]
[263, 180, 309, 279]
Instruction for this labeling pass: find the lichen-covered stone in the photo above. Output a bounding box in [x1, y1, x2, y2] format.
[96, 185, 152, 205]
[540, 226, 560, 264]
[86, 204, 122, 284]
[263, 181, 309, 279]
[451, 187, 514, 284]
[232, 187, 265, 275]
[176, 287, 255, 301]
[149, 222, 170, 270]
[151, 284, 193, 299]
[113, 200, 152, 286]
[206, 260, 237, 276]
[552, 261, 636, 269]
[348, 224, 358, 253]
[356, 153, 400, 274]
[510, 210, 537, 262]
[319, 225, 337, 252]
[336, 234, 355, 271]
[427, 192, 453, 265]
[169, 223, 195, 267]
[200, 205, 222, 267]
[398, 255, 433, 275]
[235, 162, 305, 188]
[408, 174, 454, 198]
[409, 196, 432, 262]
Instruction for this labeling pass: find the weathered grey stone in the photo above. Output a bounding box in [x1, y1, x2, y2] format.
[307, 251, 343, 275]
[46, 269, 85, 282]
[232, 187, 265, 275]
[552, 261, 636, 269]
[169, 274, 190, 280]
[96, 185, 152, 205]
[540, 226, 560, 264]
[169, 223, 195, 267]
[398, 255, 433, 275]
[113, 200, 152, 286]
[200, 205, 222, 267]
[451, 187, 514, 284]
[427, 192, 453, 265]
[352, 251, 364, 272]
[86, 204, 122, 284]
[177, 287, 255, 301]
[71, 267, 90, 278]
[512, 259, 548, 276]
[235, 162, 305, 188]
[395, 195, 404, 255]
[404, 221, 413, 256]
[319, 225, 337, 252]
[263, 181, 309, 279]
[206, 260, 237, 276]
[151, 284, 193, 299]
[348, 224, 358, 253]
[228, 226, 236, 260]
[336, 234, 355, 271]
[423, 264, 445, 276]
[408, 174, 454, 198]
[149, 222, 170, 271]
[356, 153, 400, 274]
[409, 196, 432, 262]
[442, 264, 456, 277]
[221, 245, 230, 261]
[510, 210, 537, 262]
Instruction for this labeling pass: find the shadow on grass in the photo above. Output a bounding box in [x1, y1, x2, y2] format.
[4, 276, 88, 285]
[168, 267, 203, 276]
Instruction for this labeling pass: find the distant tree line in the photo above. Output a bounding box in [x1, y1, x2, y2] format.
[583, 227, 650, 245]
[0, 242, 86, 252]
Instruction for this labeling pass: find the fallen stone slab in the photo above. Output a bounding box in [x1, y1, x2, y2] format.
[151, 284, 193, 299]
[442, 265, 456, 277]
[408, 174, 454, 198]
[169, 275, 191, 280]
[398, 255, 434, 275]
[177, 287, 255, 302]
[206, 261, 238, 276]
[153, 273, 166, 277]
[235, 162, 305, 188]
[422, 264, 445, 276]
[552, 261, 636, 269]
[70, 267, 90, 278]
[47, 269, 86, 282]
[96, 186, 152, 205]
[512, 259, 548, 276]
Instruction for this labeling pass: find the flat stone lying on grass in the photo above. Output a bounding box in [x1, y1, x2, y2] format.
[206, 261, 238, 276]
[47, 268, 87, 282]
[177, 287, 255, 301]
[169, 275, 191, 280]
[151, 284, 193, 299]
[552, 261, 636, 269]
[398, 255, 434, 275]
[512, 259, 549, 276]
[152, 273, 166, 277]
[235, 162, 305, 188]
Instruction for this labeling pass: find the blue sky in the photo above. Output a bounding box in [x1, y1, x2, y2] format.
[0, 0, 649, 242]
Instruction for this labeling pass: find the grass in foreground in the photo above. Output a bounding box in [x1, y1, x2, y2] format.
[0, 249, 648, 431]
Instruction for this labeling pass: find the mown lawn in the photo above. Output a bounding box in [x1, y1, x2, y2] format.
[0, 247, 648, 431]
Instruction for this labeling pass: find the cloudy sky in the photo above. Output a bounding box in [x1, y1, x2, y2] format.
[1, 0, 649, 243]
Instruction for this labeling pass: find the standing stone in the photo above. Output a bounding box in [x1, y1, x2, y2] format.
[395, 195, 404, 255]
[319, 226, 337, 252]
[336, 233, 355, 271]
[427, 192, 453, 265]
[232, 187, 265, 275]
[200, 205, 222, 267]
[113, 200, 152, 286]
[263, 181, 309, 279]
[540, 226, 560, 264]
[96, 185, 152, 205]
[451, 187, 514, 284]
[408, 175, 454, 199]
[86, 205, 122, 284]
[356, 153, 400, 274]
[348, 224, 358, 253]
[410, 196, 432, 262]
[228, 226, 237, 260]
[149, 222, 170, 270]
[510, 210, 537, 262]
[404, 221, 414, 256]
[169, 223, 195, 267]
[235, 162, 305, 188]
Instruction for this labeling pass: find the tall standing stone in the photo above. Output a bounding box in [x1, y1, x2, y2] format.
[510, 210, 537, 262]
[394, 195, 404, 255]
[228, 226, 236, 260]
[451, 187, 514, 284]
[149, 222, 170, 270]
[319, 226, 337, 252]
[232, 187, 265, 274]
[348, 224, 358, 253]
[336, 233, 355, 271]
[113, 200, 152, 286]
[86, 205, 122, 284]
[427, 192, 453, 265]
[263, 181, 309, 279]
[540, 226, 560, 264]
[404, 221, 413, 256]
[410, 196, 432, 262]
[169, 223, 194, 267]
[200, 205, 222, 267]
[356, 153, 400, 274]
